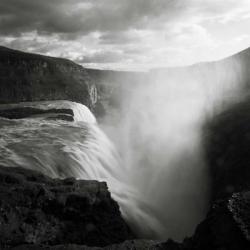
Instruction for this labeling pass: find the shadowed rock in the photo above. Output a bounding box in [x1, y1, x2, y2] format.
[184, 192, 250, 250]
[0, 166, 133, 249]
[203, 99, 250, 200]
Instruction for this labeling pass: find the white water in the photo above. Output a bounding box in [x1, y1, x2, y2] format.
[0, 101, 127, 204]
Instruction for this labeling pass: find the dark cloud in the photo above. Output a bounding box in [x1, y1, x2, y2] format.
[0, 0, 184, 36]
[0, 0, 249, 69]
[0, 0, 84, 35]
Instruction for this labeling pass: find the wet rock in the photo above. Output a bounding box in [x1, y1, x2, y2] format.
[0, 166, 133, 249]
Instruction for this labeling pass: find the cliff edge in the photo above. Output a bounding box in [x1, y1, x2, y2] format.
[0, 46, 97, 109]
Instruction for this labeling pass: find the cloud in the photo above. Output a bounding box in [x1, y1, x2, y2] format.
[0, 0, 184, 36]
[76, 49, 125, 63]
[0, 0, 250, 69]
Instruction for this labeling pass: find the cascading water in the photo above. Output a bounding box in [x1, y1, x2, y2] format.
[0, 101, 126, 204]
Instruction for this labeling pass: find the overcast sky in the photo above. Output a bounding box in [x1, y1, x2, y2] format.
[0, 0, 250, 70]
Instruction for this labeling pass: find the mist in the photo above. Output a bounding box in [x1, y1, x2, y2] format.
[99, 54, 249, 240]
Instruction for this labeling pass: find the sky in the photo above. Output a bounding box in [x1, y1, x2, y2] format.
[0, 0, 250, 70]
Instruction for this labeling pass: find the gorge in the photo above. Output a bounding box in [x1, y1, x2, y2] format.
[0, 46, 250, 249]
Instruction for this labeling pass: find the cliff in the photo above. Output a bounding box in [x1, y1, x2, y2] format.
[0, 46, 97, 109]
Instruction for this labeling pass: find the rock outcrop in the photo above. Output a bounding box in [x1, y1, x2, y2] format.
[0, 166, 133, 249]
[4, 186, 250, 250]
[0, 46, 97, 109]
[183, 192, 250, 250]
[204, 99, 250, 201]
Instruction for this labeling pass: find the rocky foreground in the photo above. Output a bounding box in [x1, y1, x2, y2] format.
[0, 165, 249, 250]
[0, 166, 133, 249]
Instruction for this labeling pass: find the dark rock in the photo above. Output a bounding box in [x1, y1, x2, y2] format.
[0, 166, 133, 249]
[203, 99, 250, 201]
[6, 187, 250, 250]
[228, 192, 250, 241]
[184, 191, 250, 250]
[0, 107, 74, 121]
[0, 46, 97, 109]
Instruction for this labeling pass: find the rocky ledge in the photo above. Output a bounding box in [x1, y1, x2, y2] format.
[1, 165, 250, 250]
[0, 166, 133, 249]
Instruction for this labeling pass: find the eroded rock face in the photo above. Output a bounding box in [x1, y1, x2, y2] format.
[0, 46, 97, 109]
[0, 166, 133, 249]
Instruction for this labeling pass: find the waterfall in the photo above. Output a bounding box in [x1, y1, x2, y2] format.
[0, 101, 125, 203]
[0, 54, 248, 242]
